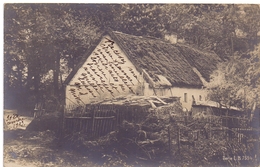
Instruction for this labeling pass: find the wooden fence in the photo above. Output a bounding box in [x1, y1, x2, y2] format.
[64, 104, 150, 138]
[64, 104, 258, 143]
[170, 115, 258, 149]
[65, 110, 117, 138]
[33, 100, 62, 118]
[33, 102, 46, 118]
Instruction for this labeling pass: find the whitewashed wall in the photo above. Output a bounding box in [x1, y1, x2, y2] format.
[65, 35, 206, 112]
[143, 82, 206, 111]
[66, 35, 143, 108]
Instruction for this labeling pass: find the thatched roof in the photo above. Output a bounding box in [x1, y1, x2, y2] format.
[65, 31, 221, 88]
[175, 43, 221, 82]
[109, 31, 221, 87]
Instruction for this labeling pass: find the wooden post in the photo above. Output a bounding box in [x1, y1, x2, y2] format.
[226, 111, 228, 141]
[237, 128, 239, 143]
[209, 116, 211, 139]
[92, 109, 95, 132]
[245, 133, 248, 149]
[197, 129, 200, 140]
[60, 104, 66, 142]
[177, 127, 180, 154]
[239, 128, 241, 143]
[168, 125, 171, 156]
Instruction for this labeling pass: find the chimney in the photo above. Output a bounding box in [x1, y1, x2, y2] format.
[164, 33, 178, 44]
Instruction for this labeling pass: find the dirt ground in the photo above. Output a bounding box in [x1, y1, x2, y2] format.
[3, 110, 102, 167]
[4, 129, 104, 167]
[5, 110, 257, 167]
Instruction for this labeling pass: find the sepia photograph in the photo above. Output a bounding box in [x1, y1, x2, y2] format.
[3, 4, 260, 167]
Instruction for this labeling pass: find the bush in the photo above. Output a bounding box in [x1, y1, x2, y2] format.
[61, 102, 258, 166]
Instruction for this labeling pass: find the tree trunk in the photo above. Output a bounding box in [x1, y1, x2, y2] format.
[53, 53, 60, 97]
[33, 73, 40, 103]
[26, 61, 36, 104]
[230, 34, 234, 57]
[16, 64, 25, 109]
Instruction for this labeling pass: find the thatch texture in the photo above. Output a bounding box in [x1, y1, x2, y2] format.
[109, 31, 220, 87]
[176, 44, 221, 82]
[65, 30, 221, 88]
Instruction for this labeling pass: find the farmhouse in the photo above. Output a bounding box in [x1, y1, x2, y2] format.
[64, 31, 220, 112]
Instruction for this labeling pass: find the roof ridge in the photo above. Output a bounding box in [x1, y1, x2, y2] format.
[176, 42, 218, 55]
[111, 30, 174, 45]
[110, 30, 204, 87]
[64, 30, 221, 88]
[111, 31, 220, 56]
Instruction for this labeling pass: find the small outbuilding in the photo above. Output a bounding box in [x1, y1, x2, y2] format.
[192, 100, 245, 127]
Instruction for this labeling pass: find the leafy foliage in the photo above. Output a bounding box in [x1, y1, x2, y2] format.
[4, 4, 260, 112]
[62, 106, 258, 166]
[4, 4, 99, 109]
[207, 43, 260, 110]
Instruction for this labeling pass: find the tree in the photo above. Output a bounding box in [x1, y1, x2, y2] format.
[114, 4, 166, 37]
[4, 4, 260, 111]
[4, 4, 100, 110]
[207, 43, 260, 111]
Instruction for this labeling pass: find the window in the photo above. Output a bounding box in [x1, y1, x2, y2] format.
[192, 95, 195, 105]
[184, 93, 187, 102]
[199, 95, 202, 101]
